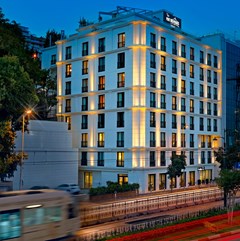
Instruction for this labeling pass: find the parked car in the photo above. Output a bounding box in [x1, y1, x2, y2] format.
[56, 184, 80, 195]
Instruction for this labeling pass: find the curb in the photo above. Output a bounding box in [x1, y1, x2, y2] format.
[196, 229, 240, 240]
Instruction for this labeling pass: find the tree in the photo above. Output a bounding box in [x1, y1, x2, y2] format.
[167, 154, 186, 191]
[44, 29, 63, 47]
[215, 169, 240, 223]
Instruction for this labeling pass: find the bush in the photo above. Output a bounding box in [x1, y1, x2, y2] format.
[89, 182, 140, 196]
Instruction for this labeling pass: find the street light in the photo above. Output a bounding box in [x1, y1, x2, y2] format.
[19, 109, 32, 190]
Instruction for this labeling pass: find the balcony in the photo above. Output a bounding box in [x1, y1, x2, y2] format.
[98, 103, 105, 110]
[118, 41, 125, 48]
[81, 123, 88, 129]
[117, 121, 124, 128]
[82, 68, 88, 75]
[98, 141, 105, 147]
[150, 140, 156, 147]
[81, 141, 88, 147]
[117, 140, 124, 147]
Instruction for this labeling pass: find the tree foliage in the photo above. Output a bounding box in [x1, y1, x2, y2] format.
[44, 29, 63, 47]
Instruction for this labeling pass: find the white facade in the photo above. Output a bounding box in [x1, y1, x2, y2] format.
[42, 8, 222, 193]
[12, 120, 78, 190]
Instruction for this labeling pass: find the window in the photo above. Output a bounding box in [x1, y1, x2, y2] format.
[150, 53, 156, 68]
[161, 56, 166, 71]
[65, 64, 72, 78]
[150, 33, 156, 48]
[214, 55, 218, 68]
[98, 113, 105, 128]
[200, 67, 204, 81]
[117, 132, 124, 147]
[98, 38, 105, 52]
[66, 46, 72, 60]
[190, 133, 194, 147]
[98, 95, 105, 109]
[160, 132, 166, 147]
[172, 133, 177, 147]
[172, 96, 177, 110]
[150, 132, 156, 147]
[117, 53, 125, 68]
[82, 60, 88, 75]
[189, 151, 194, 165]
[190, 64, 194, 78]
[65, 81, 71, 95]
[190, 116, 194, 130]
[214, 88, 218, 100]
[200, 50, 204, 64]
[82, 97, 88, 111]
[207, 102, 211, 115]
[161, 37, 166, 51]
[116, 152, 124, 167]
[172, 77, 177, 92]
[200, 117, 204, 131]
[118, 72, 125, 88]
[117, 92, 124, 107]
[118, 33, 125, 48]
[81, 133, 88, 147]
[208, 151, 212, 164]
[150, 112, 156, 127]
[98, 152, 104, 166]
[214, 71, 218, 84]
[214, 103, 218, 116]
[172, 41, 177, 55]
[160, 151, 166, 166]
[81, 152, 87, 166]
[81, 115, 88, 129]
[201, 135, 206, 148]
[207, 70, 211, 82]
[181, 62, 186, 76]
[200, 84, 204, 97]
[51, 54, 56, 65]
[98, 132, 104, 147]
[181, 79, 186, 93]
[117, 112, 124, 127]
[118, 174, 128, 185]
[200, 101, 204, 114]
[190, 99, 194, 113]
[161, 94, 166, 109]
[181, 133, 186, 147]
[207, 53, 211, 66]
[201, 151, 205, 164]
[84, 172, 92, 188]
[181, 44, 186, 58]
[150, 92, 156, 107]
[181, 98, 186, 111]
[150, 151, 155, 167]
[65, 116, 71, 130]
[214, 119, 217, 132]
[65, 99, 71, 112]
[82, 78, 88, 92]
[98, 57, 105, 72]
[190, 47, 194, 60]
[82, 42, 88, 56]
[150, 72, 156, 88]
[208, 135, 212, 148]
[181, 115, 186, 129]
[160, 113, 166, 128]
[207, 118, 211, 131]
[190, 82, 194, 95]
[172, 59, 177, 74]
[172, 114, 177, 129]
[98, 76, 105, 90]
[207, 86, 211, 99]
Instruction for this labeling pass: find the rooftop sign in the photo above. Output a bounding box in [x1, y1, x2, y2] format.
[163, 11, 182, 29]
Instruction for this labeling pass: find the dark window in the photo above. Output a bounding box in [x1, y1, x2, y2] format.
[200, 51, 204, 64]
[150, 151, 155, 167]
[98, 38, 105, 52]
[82, 78, 88, 92]
[150, 112, 156, 127]
[190, 151, 194, 165]
[172, 59, 177, 74]
[117, 132, 124, 147]
[81, 152, 87, 166]
[172, 78, 177, 92]
[97, 152, 104, 166]
[150, 53, 156, 68]
[150, 132, 156, 147]
[161, 37, 166, 51]
[82, 42, 88, 56]
[214, 55, 218, 68]
[150, 72, 156, 88]
[150, 92, 156, 107]
[51, 54, 56, 65]
[82, 97, 88, 111]
[65, 99, 71, 112]
[98, 113, 105, 128]
[172, 133, 177, 147]
[98, 57, 105, 72]
[172, 41, 177, 55]
[160, 151, 166, 166]
[161, 113, 166, 128]
[65, 81, 71, 95]
[117, 92, 124, 107]
[172, 114, 177, 129]
[81, 115, 88, 129]
[117, 53, 125, 68]
[161, 75, 166, 90]
[66, 46, 72, 60]
[181, 44, 186, 58]
[150, 33, 156, 48]
[207, 53, 211, 66]
[117, 112, 124, 127]
[190, 47, 194, 60]
[160, 132, 166, 147]
[200, 67, 204, 81]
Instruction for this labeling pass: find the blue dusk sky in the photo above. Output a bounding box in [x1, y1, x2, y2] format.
[1, 0, 240, 39]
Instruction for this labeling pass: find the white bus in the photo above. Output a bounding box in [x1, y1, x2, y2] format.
[0, 189, 79, 240]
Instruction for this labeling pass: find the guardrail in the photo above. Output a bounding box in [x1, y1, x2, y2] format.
[80, 188, 223, 227]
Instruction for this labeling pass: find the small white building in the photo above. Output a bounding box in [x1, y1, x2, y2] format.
[12, 120, 78, 190]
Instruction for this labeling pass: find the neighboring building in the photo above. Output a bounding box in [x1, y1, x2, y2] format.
[42, 7, 222, 193]
[201, 34, 240, 146]
[12, 120, 78, 190]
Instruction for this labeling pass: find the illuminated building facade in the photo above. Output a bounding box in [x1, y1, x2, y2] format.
[42, 7, 222, 193]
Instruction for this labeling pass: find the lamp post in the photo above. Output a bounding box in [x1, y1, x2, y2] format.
[19, 110, 32, 190]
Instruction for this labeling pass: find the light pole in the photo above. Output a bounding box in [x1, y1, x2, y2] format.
[19, 110, 32, 190]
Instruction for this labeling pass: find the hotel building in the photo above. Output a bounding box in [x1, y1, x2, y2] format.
[42, 7, 222, 193]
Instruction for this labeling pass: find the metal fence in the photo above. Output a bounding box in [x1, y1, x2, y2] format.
[80, 188, 223, 227]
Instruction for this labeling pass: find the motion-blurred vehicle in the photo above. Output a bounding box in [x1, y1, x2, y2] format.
[56, 184, 80, 195]
[30, 185, 49, 190]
